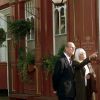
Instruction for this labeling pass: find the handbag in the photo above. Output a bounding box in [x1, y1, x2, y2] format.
[87, 73, 97, 93]
[87, 64, 97, 93]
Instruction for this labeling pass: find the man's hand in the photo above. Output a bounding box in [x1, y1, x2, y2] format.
[53, 91, 57, 94]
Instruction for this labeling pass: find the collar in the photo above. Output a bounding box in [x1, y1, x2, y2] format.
[64, 52, 71, 62]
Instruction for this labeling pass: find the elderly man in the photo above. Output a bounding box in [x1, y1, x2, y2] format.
[52, 42, 97, 100]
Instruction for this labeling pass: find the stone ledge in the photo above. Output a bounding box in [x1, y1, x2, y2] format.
[9, 93, 57, 100]
[9, 93, 34, 100]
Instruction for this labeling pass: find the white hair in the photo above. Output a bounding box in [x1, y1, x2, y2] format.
[74, 48, 86, 62]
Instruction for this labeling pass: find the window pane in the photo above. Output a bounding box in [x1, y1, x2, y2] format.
[61, 17, 65, 33]
[7, 16, 12, 39]
[25, 0, 35, 54]
[31, 17, 35, 39]
[27, 40, 35, 52]
[55, 34, 67, 54]
[26, 18, 30, 40]
[26, 17, 35, 54]
[0, 42, 7, 62]
[60, 8, 65, 34]
[55, 10, 59, 35]
[61, 7, 64, 16]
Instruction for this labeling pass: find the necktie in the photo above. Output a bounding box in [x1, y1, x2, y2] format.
[69, 58, 72, 65]
[69, 58, 74, 72]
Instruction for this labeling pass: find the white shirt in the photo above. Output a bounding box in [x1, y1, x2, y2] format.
[64, 52, 71, 64]
[84, 65, 90, 86]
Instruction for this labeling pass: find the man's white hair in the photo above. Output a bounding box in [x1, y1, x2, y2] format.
[74, 48, 86, 62]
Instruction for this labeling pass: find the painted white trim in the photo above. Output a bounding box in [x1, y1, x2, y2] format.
[6, 40, 9, 96]
[98, 0, 100, 54]
[99, 0, 100, 35]
[0, 7, 11, 15]
[52, 4, 56, 54]
[97, 0, 100, 56]
[0, 7, 11, 96]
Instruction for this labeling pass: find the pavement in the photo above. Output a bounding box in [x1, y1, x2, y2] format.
[0, 96, 8, 100]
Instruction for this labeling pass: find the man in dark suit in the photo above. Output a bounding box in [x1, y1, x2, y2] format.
[52, 42, 97, 100]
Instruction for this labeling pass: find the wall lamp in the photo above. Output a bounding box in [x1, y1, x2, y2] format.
[52, 0, 67, 6]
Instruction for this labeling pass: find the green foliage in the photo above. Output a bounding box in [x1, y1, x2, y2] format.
[26, 51, 35, 65]
[0, 28, 6, 46]
[43, 55, 59, 73]
[17, 48, 25, 71]
[57, 44, 65, 56]
[8, 19, 32, 41]
[43, 45, 65, 73]
[17, 48, 35, 82]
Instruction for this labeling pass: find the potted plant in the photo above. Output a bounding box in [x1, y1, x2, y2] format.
[8, 19, 32, 42]
[0, 28, 6, 46]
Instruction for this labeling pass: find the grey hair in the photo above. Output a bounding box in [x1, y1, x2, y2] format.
[74, 48, 86, 62]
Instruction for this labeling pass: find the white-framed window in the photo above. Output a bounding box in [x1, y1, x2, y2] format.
[25, 0, 35, 53]
[0, 7, 11, 62]
[53, 4, 67, 54]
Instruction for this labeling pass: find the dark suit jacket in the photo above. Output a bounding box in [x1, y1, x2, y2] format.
[52, 53, 90, 98]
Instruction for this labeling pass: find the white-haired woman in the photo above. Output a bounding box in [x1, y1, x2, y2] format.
[74, 48, 96, 100]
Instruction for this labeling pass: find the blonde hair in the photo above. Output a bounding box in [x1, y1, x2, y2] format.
[74, 48, 86, 62]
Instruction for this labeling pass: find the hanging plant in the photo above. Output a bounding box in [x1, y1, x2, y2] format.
[43, 55, 59, 73]
[17, 48, 35, 82]
[0, 28, 6, 46]
[42, 44, 65, 74]
[8, 19, 32, 41]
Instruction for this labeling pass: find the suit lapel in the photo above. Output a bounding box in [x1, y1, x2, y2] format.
[63, 55, 74, 73]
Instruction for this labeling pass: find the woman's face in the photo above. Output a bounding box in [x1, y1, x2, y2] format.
[79, 53, 86, 61]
